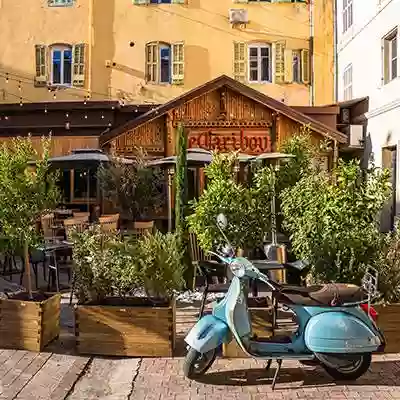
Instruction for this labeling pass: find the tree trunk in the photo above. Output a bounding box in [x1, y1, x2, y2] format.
[23, 240, 33, 299]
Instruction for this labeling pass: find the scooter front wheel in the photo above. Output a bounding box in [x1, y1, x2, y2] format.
[317, 353, 372, 381]
[183, 347, 217, 379]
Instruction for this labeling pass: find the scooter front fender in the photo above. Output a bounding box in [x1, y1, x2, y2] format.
[305, 311, 382, 354]
[184, 314, 231, 354]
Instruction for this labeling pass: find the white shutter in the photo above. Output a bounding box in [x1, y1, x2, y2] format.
[171, 42, 184, 85]
[72, 43, 86, 87]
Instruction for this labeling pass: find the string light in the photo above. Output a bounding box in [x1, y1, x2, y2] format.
[19, 97, 23, 107]
[53, 92, 57, 100]
[5, 74, 9, 84]
[65, 112, 69, 118]
[101, 114, 105, 119]
[18, 81, 22, 91]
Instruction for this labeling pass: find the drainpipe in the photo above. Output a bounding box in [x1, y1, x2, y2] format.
[87, 0, 93, 96]
[333, 0, 338, 101]
[309, 0, 315, 106]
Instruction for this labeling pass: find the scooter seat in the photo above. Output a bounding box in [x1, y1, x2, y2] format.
[276, 283, 366, 306]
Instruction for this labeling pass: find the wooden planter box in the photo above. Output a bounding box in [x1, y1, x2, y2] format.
[222, 298, 273, 358]
[375, 304, 400, 353]
[75, 297, 176, 357]
[0, 293, 61, 352]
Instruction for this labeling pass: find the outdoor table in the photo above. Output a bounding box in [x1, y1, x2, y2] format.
[36, 241, 73, 292]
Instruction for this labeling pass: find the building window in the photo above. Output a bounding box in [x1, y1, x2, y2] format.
[383, 28, 398, 84]
[248, 43, 271, 83]
[34, 43, 86, 87]
[343, 64, 353, 100]
[342, 0, 353, 33]
[133, 0, 185, 4]
[145, 42, 184, 84]
[48, 0, 74, 6]
[51, 45, 72, 86]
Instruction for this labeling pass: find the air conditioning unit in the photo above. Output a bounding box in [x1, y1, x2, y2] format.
[349, 125, 364, 147]
[229, 9, 248, 24]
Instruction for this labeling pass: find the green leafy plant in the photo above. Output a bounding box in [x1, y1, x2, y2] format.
[0, 136, 60, 299]
[135, 231, 185, 298]
[72, 227, 184, 303]
[187, 152, 265, 252]
[375, 223, 400, 303]
[281, 159, 391, 284]
[97, 149, 164, 222]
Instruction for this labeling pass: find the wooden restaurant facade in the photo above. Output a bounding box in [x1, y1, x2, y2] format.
[100, 75, 350, 184]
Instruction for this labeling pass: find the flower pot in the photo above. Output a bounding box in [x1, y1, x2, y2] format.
[0, 292, 61, 352]
[75, 296, 176, 357]
[375, 304, 400, 353]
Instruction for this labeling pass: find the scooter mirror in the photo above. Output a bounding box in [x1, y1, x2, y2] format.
[216, 213, 228, 230]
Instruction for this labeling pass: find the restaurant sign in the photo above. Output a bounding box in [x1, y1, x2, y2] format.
[188, 128, 271, 154]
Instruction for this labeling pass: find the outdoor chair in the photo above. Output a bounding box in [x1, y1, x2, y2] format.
[99, 214, 120, 232]
[41, 213, 64, 243]
[131, 221, 154, 240]
[189, 232, 229, 317]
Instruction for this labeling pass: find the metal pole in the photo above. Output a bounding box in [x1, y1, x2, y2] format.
[167, 169, 173, 232]
[271, 163, 278, 246]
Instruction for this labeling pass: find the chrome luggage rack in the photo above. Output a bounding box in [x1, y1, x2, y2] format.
[361, 266, 379, 318]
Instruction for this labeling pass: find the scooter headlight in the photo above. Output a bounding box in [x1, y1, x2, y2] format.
[230, 260, 246, 277]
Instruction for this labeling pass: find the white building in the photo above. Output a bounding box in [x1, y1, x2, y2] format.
[336, 0, 400, 229]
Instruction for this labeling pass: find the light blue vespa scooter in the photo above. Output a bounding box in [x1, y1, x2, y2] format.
[183, 214, 385, 389]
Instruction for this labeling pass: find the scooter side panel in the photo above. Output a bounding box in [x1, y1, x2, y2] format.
[304, 311, 381, 353]
[184, 314, 231, 354]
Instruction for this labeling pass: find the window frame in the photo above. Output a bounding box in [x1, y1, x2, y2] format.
[343, 63, 353, 101]
[50, 44, 73, 87]
[342, 0, 353, 34]
[48, 0, 74, 7]
[383, 28, 399, 84]
[247, 43, 272, 84]
[292, 50, 301, 83]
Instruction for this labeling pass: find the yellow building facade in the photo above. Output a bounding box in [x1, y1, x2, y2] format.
[0, 0, 334, 107]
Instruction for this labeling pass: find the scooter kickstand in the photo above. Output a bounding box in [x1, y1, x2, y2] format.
[271, 359, 282, 391]
[265, 359, 272, 371]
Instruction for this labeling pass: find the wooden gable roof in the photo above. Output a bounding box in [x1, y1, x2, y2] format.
[100, 75, 348, 146]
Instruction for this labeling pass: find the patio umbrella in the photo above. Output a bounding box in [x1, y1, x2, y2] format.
[44, 149, 134, 211]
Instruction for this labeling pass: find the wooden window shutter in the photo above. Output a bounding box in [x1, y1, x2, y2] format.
[145, 43, 158, 83]
[382, 147, 392, 169]
[233, 42, 246, 83]
[72, 43, 86, 87]
[396, 141, 400, 218]
[133, 0, 150, 4]
[301, 48, 310, 84]
[283, 49, 293, 83]
[34, 45, 48, 87]
[171, 42, 185, 85]
[274, 41, 285, 84]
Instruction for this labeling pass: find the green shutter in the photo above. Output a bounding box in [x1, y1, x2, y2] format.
[133, 0, 149, 4]
[72, 43, 86, 87]
[171, 0, 185, 3]
[34, 45, 48, 87]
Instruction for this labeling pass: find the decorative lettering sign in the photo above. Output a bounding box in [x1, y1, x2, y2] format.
[188, 128, 271, 154]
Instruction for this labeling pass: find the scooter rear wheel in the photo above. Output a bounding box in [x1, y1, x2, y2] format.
[183, 347, 217, 379]
[317, 353, 372, 381]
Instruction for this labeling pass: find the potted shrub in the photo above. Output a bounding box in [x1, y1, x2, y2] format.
[73, 226, 184, 357]
[373, 225, 400, 353]
[0, 137, 61, 352]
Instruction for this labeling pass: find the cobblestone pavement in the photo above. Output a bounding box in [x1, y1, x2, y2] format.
[1, 352, 400, 399]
